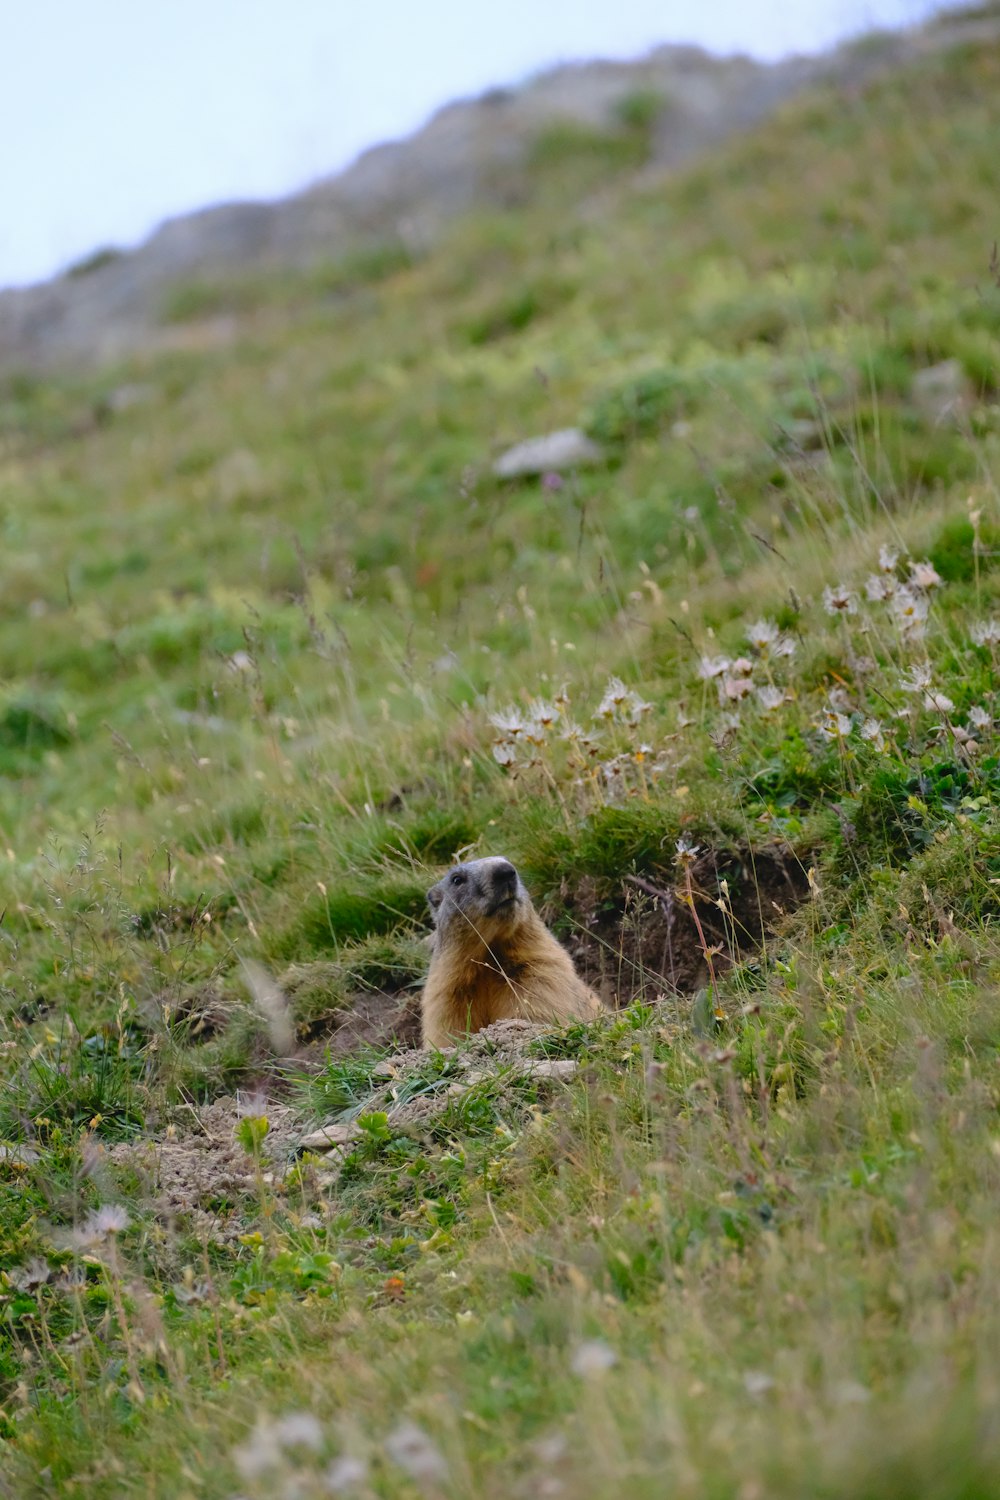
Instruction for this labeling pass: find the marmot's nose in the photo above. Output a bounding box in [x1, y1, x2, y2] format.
[493, 861, 517, 894]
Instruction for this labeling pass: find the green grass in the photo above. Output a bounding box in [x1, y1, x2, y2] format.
[3, 14, 1000, 1495]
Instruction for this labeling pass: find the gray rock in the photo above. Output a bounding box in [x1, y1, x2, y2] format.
[493, 428, 605, 479]
[912, 358, 972, 423]
[1, 7, 996, 374]
[775, 417, 824, 451]
[521, 1058, 579, 1081]
[299, 1122, 360, 1153]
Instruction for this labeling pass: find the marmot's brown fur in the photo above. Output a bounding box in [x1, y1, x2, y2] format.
[421, 855, 602, 1047]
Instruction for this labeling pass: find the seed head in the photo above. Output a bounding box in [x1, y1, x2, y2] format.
[674, 837, 700, 868]
[746, 619, 778, 650]
[908, 560, 943, 591]
[489, 707, 526, 738]
[823, 584, 857, 615]
[865, 573, 894, 602]
[972, 620, 1000, 647]
[819, 711, 853, 739]
[696, 654, 731, 680]
[900, 663, 933, 693]
[756, 686, 786, 713]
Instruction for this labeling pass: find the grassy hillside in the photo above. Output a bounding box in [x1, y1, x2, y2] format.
[2, 20, 1000, 1497]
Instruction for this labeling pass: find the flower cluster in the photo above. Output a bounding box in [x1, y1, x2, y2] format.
[860, 549, 942, 640]
[489, 677, 661, 803]
[696, 615, 796, 715]
[682, 536, 997, 772]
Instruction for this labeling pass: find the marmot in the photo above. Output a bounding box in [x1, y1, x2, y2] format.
[421, 855, 603, 1047]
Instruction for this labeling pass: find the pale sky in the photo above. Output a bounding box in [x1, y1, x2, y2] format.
[0, 0, 960, 289]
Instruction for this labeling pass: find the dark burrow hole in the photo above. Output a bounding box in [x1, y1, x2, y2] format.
[564, 843, 810, 1001]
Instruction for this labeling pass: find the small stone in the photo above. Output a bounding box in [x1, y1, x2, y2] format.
[493, 428, 606, 479]
[912, 358, 972, 424]
[299, 1122, 360, 1153]
[0, 1142, 40, 1166]
[521, 1059, 578, 1082]
[105, 381, 156, 413]
[571, 1340, 617, 1377]
[776, 416, 824, 450]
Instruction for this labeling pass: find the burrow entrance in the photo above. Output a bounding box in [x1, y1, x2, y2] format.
[295, 842, 811, 1055]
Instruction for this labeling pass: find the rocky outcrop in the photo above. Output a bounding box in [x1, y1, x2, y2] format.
[1, 9, 997, 375]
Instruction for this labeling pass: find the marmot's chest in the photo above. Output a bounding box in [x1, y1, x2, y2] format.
[446, 945, 532, 1020]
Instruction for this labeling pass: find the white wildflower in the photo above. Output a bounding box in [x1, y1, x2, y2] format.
[892, 587, 929, 633]
[710, 713, 741, 747]
[923, 691, 955, 714]
[273, 1413, 324, 1452]
[823, 584, 857, 615]
[720, 675, 754, 703]
[730, 656, 755, 676]
[489, 707, 525, 739]
[908, 560, 943, 591]
[972, 620, 1000, 647]
[772, 633, 797, 659]
[571, 1340, 618, 1378]
[384, 1421, 449, 1484]
[609, 689, 653, 727]
[819, 712, 853, 739]
[492, 742, 518, 767]
[674, 837, 700, 867]
[696, 654, 731, 680]
[756, 686, 787, 713]
[865, 573, 894, 602]
[233, 1422, 282, 1480]
[324, 1454, 369, 1493]
[878, 544, 900, 573]
[232, 1412, 323, 1480]
[899, 663, 933, 693]
[559, 719, 585, 743]
[860, 717, 886, 750]
[70, 1205, 130, 1248]
[746, 619, 779, 650]
[968, 705, 992, 730]
[596, 677, 630, 717]
[527, 698, 559, 730]
[7, 1258, 52, 1291]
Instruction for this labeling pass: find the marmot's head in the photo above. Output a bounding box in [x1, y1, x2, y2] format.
[427, 856, 530, 945]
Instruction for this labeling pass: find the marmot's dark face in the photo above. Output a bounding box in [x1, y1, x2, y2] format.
[427, 856, 529, 942]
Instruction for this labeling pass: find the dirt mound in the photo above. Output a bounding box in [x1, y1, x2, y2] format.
[106, 1021, 569, 1232]
[106, 1095, 303, 1247]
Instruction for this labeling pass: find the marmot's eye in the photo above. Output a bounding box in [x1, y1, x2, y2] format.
[450, 872, 466, 887]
